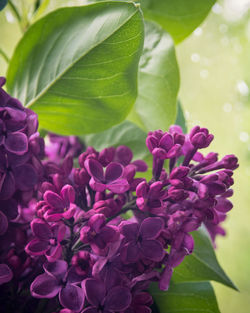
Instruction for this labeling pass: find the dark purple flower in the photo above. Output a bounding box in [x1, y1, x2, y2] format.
[85, 159, 129, 193]
[80, 214, 119, 254]
[120, 217, 164, 263]
[31, 260, 84, 312]
[82, 278, 131, 313]
[25, 219, 66, 261]
[42, 184, 76, 221]
[136, 181, 165, 213]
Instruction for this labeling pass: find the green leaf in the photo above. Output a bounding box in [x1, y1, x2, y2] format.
[150, 281, 221, 313]
[84, 120, 149, 159]
[172, 228, 238, 290]
[141, 0, 216, 43]
[7, 1, 144, 135]
[175, 101, 187, 133]
[128, 20, 179, 132]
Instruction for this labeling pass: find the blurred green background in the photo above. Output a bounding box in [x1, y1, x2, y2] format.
[1, 1, 250, 312]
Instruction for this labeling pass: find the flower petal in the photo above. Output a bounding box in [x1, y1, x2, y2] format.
[25, 239, 49, 255]
[140, 217, 164, 240]
[59, 284, 84, 312]
[0, 264, 13, 285]
[140, 240, 164, 262]
[120, 222, 138, 241]
[44, 190, 64, 210]
[85, 159, 104, 182]
[115, 146, 133, 166]
[82, 278, 105, 307]
[121, 242, 139, 263]
[105, 162, 123, 183]
[31, 219, 52, 240]
[105, 286, 131, 311]
[5, 132, 28, 155]
[44, 260, 67, 280]
[89, 177, 106, 192]
[31, 273, 61, 298]
[60, 184, 75, 206]
[46, 245, 62, 262]
[107, 179, 129, 194]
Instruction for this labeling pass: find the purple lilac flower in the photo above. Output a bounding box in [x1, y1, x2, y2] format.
[31, 260, 84, 312]
[85, 159, 129, 193]
[80, 214, 119, 255]
[40, 184, 76, 221]
[25, 218, 66, 262]
[0, 83, 239, 313]
[82, 278, 132, 313]
[120, 217, 165, 263]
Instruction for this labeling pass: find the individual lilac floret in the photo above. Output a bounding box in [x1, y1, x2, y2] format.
[80, 214, 119, 254]
[82, 278, 132, 313]
[84, 159, 129, 193]
[41, 184, 76, 221]
[136, 181, 165, 213]
[120, 217, 164, 263]
[25, 219, 66, 262]
[31, 260, 84, 312]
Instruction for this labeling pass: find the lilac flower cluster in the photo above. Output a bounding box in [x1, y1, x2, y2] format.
[0, 77, 44, 288]
[0, 78, 238, 313]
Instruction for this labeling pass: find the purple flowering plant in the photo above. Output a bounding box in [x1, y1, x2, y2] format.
[0, 77, 239, 312]
[0, 1, 240, 312]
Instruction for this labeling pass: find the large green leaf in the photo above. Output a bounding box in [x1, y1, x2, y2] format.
[150, 281, 220, 313]
[173, 228, 238, 290]
[128, 20, 179, 132]
[141, 0, 216, 43]
[84, 120, 149, 159]
[7, 1, 144, 135]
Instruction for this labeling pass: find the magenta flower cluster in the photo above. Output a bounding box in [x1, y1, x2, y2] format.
[0, 78, 238, 313]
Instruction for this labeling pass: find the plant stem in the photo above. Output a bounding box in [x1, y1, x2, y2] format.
[8, 0, 21, 22]
[0, 48, 10, 63]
